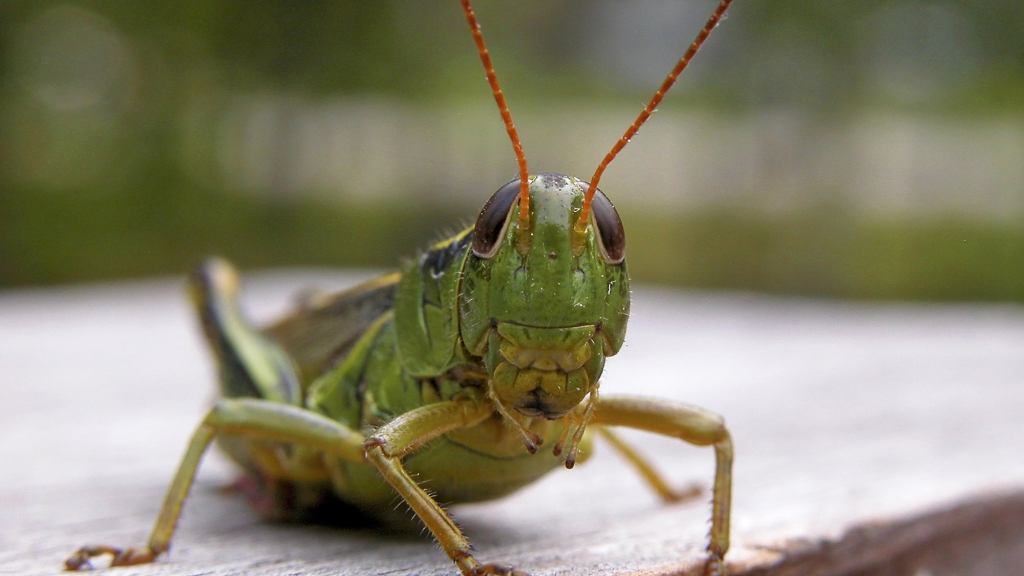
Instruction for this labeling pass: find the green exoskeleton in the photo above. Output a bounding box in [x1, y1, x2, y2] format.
[65, 1, 736, 575]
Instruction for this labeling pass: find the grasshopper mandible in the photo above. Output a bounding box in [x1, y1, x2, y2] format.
[66, 1, 735, 574]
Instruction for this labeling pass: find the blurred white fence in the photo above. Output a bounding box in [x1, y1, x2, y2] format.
[209, 95, 1024, 221]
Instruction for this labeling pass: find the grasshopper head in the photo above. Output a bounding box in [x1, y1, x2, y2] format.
[460, 173, 629, 420]
[453, 0, 733, 451]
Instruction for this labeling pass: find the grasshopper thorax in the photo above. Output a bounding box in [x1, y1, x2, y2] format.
[460, 173, 630, 419]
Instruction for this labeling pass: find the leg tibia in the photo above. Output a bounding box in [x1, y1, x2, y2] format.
[363, 398, 536, 576]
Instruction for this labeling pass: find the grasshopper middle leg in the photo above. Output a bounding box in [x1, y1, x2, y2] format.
[595, 426, 703, 503]
[64, 398, 365, 571]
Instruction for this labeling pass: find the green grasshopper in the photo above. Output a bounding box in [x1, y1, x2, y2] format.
[65, 1, 735, 574]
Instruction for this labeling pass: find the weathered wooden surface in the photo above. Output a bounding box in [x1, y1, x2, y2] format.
[2, 271, 1023, 576]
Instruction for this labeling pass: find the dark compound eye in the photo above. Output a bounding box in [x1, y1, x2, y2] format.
[591, 189, 625, 264]
[472, 178, 521, 258]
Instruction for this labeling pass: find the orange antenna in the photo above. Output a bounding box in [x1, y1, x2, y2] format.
[460, 0, 531, 239]
[576, 0, 734, 236]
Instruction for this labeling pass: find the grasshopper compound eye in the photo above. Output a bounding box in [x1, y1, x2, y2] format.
[472, 178, 521, 258]
[588, 187, 625, 264]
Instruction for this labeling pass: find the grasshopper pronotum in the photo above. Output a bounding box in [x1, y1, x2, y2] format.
[66, 1, 735, 574]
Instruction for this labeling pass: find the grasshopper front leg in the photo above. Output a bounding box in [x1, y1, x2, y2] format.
[363, 397, 528, 576]
[65, 398, 366, 571]
[593, 395, 733, 576]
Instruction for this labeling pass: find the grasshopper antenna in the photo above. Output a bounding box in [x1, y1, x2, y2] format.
[575, 0, 734, 240]
[460, 0, 531, 249]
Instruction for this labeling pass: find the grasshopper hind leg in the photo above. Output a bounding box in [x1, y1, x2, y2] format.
[64, 261, 356, 570]
[189, 257, 302, 405]
[190, 258, 340, 518]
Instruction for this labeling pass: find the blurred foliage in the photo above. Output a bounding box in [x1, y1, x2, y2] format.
[6, 186, 1023, 302]
[628, 208, 1024, 302]
[2, 0, 1023, 302]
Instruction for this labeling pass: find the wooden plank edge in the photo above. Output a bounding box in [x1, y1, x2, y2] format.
[732, 489, 1024, 576]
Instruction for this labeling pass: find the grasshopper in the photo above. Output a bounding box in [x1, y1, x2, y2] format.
[65, 1, 735, 574]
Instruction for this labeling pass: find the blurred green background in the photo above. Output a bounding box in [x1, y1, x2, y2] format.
[2, 1, 1023, 301]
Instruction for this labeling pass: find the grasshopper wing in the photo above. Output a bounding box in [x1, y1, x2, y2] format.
[265, 272, 399, 386]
